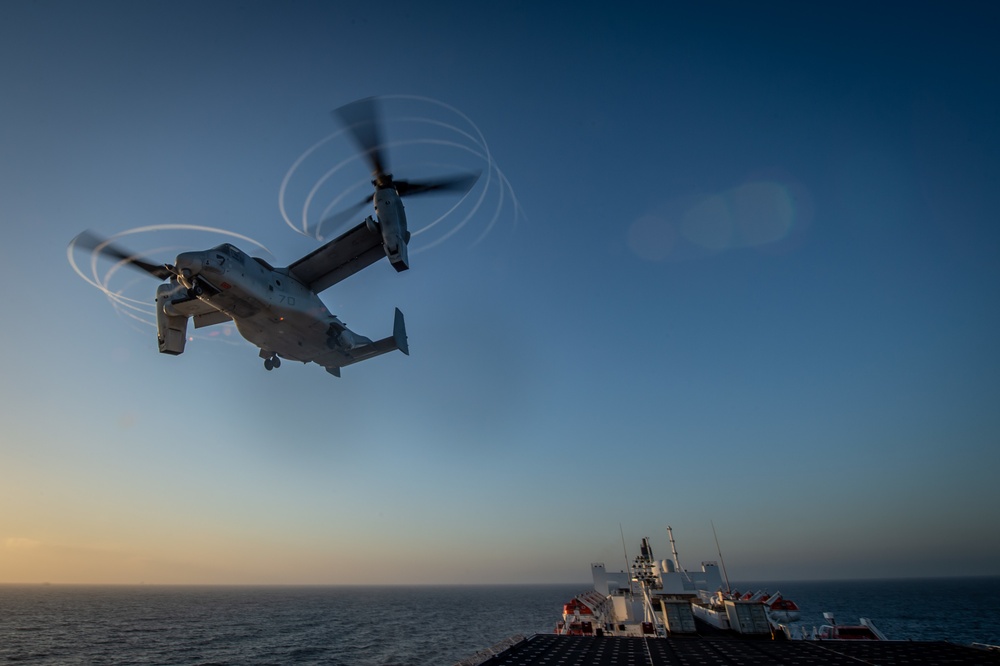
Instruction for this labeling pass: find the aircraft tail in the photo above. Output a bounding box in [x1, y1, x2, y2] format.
[392, 307, 409, 355]
[364, 307, 408, 357]
[320, 308, 407, 377]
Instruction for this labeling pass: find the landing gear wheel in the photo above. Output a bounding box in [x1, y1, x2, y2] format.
[272, 356, 281, 369]
[264, 358, 274, 371]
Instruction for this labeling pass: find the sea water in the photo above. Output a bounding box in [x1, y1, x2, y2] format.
[1, 578, 998, 665]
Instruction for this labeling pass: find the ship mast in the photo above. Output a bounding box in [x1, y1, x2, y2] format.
[667, 525, 682, 571]
[711, 520, 732, 594]
[633, 537, 662, 629]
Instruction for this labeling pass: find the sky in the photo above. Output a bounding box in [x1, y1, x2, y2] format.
[1, 1, 999, 585]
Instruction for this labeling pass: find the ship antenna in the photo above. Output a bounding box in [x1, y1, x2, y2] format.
[711, 520, 732, 594]
[619, 523, 633, 596]
[667, 525, 682, 571]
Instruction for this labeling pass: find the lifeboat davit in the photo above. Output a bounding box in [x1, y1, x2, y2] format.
[555, 596, 596, 635]
[765, 594, 801, 622]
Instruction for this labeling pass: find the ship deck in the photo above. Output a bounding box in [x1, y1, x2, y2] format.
[461, 634, 1000, 666]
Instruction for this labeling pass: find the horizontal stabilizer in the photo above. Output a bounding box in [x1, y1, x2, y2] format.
[318, 308, 408, 376]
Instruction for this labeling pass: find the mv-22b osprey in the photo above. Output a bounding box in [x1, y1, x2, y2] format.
[73, 98, 478, 377]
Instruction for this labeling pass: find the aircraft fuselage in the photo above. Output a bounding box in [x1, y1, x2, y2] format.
[169, 243, 374, 366]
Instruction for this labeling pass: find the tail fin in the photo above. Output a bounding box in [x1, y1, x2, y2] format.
[393, 307, 409, 355]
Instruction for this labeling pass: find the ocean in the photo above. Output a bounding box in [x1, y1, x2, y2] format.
[1, 578, 998, 665]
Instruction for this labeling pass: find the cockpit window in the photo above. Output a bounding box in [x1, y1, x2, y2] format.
[214, 243, 244, 263]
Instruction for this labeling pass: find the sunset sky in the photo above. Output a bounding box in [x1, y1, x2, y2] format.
[2, 1, 998, 585]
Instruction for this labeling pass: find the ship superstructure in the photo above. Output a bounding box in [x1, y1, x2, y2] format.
[558, 530, 774, 638]
[556, 530, 843, 639]
[459, 529, 1000, 665]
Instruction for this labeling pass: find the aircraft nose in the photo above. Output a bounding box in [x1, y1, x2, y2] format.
[174, 251, 203, 278]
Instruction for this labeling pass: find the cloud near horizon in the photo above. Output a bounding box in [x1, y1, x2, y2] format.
[4, 537, 42, 550]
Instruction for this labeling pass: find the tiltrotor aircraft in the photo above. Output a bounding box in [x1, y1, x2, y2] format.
[72, 98, 478, 376]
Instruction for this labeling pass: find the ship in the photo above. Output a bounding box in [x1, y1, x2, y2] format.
[455, 529, 1000, 666]
[553, 529, 842, 640]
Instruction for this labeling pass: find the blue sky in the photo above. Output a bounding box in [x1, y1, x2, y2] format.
[2, 1, 998, 584]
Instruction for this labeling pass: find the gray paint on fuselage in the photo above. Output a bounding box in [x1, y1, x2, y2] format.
[184, 244, 360, 364]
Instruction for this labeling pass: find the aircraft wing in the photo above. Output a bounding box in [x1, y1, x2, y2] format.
[167, 292, 233, 328]
[286, 221, 385, 293]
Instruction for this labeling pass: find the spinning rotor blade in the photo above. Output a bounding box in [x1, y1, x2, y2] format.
[72, 230, 175, 280]
[394, 171, 481, 198]
[318, 171, 480, 235]
[317, 195, 371, 237]
[332, 97, 480, 207]
[333, 97, 388, 179]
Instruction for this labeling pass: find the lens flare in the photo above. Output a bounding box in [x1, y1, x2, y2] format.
[629, 179, 807, 261]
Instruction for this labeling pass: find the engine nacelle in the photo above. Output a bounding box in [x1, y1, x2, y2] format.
[374, 186, 409, 271]
[155, 283, 189, 355]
